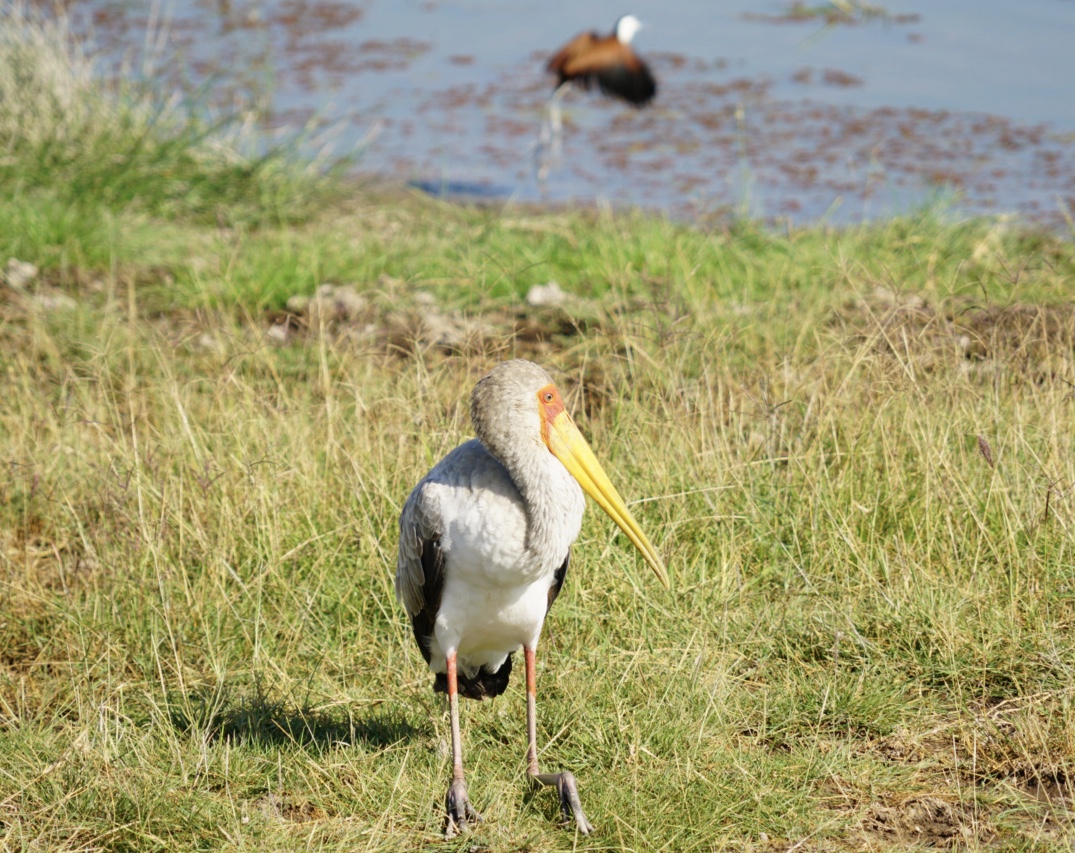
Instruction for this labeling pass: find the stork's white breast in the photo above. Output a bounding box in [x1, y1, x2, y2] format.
[417, 439, 584, 673]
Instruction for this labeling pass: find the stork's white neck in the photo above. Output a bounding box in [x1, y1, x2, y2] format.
[468, 360, 586, 572]
[497, 438, 585, 569]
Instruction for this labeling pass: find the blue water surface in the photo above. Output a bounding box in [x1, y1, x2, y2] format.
[72, 0, 1075, 224]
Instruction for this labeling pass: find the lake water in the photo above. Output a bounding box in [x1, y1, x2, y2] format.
[67, 0, 1075, 226]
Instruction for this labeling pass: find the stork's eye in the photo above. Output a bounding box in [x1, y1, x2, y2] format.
[543, 391, 555, 403]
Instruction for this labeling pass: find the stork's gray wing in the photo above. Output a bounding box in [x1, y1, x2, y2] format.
[396, 480, 442, 619]
[396, 479, 447, 666]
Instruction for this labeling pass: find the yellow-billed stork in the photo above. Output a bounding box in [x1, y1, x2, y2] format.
[397, 359, 668, 836]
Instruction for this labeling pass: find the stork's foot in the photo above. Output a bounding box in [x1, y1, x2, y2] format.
[532, 771, 594, 835]
[444, 778, 481, 838]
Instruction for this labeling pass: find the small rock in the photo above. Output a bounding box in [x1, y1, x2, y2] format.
[29, 291, 77, 311]
[340, 323, 377, 345]
[296, 284, 369, 325]
[333, 285, 367, 319]
[871, 285, 927, 310]
[306, 296, 336, 325]
[266, 323, 290, 345]
[286, 294, 310, 314]
[196, 333, 224, 352]
[526, 281, 566, 308]
[3, 258, 38, 290]
[871, 285, 896, 304]
[423, 311, 462, 347]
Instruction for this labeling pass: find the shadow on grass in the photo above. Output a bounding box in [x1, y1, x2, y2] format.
[170, 681, 416, 750]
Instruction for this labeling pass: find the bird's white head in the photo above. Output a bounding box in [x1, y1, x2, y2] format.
[471, 359, 669, 588]
[615, 14, 644, 45]
[471, 359, 552, 465]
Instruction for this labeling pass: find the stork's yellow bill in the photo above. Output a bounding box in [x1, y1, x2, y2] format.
[538, 383, 669, 588]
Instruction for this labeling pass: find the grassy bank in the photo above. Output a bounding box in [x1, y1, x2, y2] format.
[3, 5, 1075, 851]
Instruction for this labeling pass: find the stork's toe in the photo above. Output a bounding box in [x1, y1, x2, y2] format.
[556, 771, 594, 835]
[444, 778, 481, 838]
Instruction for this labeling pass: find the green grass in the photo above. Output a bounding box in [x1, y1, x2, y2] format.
[0, 3, 345, 229]
[2, 5, 1075, 851]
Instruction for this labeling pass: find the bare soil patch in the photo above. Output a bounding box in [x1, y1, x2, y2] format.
[859, 795, 986, 848]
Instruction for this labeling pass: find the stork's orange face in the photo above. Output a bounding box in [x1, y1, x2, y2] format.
[537, 383, 668, 588]
[537, 384, 567, 436]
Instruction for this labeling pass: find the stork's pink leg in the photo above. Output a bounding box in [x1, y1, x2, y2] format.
[444, 650, 480, 837]
[524, 645, 594, 834]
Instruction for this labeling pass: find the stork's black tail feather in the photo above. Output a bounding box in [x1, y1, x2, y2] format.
[434, 653, 513, 700]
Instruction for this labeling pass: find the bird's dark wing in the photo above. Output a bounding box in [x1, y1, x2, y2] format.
[550, 37, 656, 105]
[396, 482, 445, 663]
[546, 550, 570, 615]
[596, 55, 656, 105]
